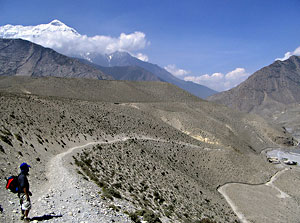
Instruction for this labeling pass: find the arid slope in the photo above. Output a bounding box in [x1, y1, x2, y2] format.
[0, 76, 295, 222]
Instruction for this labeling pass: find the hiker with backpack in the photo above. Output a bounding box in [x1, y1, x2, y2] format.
[18, 163, 32, 221]
[6, 162, 32, 221]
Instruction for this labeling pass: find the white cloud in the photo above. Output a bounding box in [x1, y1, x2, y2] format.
[164, 64, 191, 77]
[32, 31, 148, 56]
[276, 46, 300, 61]
[132, 53, 149, 62]
[226, 68, 248, 80]
[184, 68, 249, 92]
[0, 20, 149, 58]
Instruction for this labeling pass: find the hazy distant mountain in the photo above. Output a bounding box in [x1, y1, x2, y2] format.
[208, 56, 300, 114]
[99, 65, 164, 81]
[79, 59, 163, 82]
[0, 38, 112, 80]
[86, 51, 218, 98]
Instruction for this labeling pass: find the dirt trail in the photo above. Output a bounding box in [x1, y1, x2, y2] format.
[30, 136, 136, 223]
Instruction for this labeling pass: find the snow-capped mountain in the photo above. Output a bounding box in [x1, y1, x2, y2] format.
[0, 20, 83, 57]
[0, 19, 79, 39]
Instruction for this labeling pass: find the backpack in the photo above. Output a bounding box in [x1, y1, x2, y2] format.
[6, 176, 19, 193]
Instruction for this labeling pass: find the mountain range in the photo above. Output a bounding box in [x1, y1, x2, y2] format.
[0, 20, 217, 99]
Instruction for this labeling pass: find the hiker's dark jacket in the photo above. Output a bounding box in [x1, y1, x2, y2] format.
[17, 173, 29, 194]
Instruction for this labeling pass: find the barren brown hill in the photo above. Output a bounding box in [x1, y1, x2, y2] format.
[0, 76, 296, 222]
[0, 75, 199, 103]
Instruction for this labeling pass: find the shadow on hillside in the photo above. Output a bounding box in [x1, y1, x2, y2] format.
[30, 214, 63, 221]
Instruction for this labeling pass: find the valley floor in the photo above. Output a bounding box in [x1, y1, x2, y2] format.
[218, 153, 300, 223]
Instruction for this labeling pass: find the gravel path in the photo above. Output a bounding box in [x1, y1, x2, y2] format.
[30, 135, 196, 223]
[30, 137, 136, 223]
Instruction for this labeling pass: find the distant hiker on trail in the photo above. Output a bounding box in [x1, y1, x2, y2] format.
[18, 163, 32, 221]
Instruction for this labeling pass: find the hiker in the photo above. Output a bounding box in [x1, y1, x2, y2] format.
[18, 163, 32, 221]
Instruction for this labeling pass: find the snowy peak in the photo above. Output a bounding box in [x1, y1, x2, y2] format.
[0, 19, 79, 39]
[42, 19, 79, 35]
[49, 19, 65, 26]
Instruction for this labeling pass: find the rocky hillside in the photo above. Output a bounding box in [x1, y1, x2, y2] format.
[208, 56, 300, 115]
[0, 76, 296, 222]
[0, 38, 112, 80]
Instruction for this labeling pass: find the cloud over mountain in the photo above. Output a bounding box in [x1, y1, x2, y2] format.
[276, 46, 300, 61]
[164, 64, 190, 77]
[184, 68, 249, 92]
[0, 20, 149, 58]
[132, 53, 149, 62]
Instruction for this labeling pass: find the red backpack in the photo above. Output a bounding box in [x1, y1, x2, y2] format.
[6, 176, 19, 193]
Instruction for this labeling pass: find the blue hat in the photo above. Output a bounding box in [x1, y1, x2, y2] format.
[20, 163, 31, 171]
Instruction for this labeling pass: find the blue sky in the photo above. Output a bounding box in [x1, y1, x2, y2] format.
[1, 0, 300, 91]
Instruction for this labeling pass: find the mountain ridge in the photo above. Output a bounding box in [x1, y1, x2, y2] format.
[208, 55, 300, 114]
[0, 38, 112, 80]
